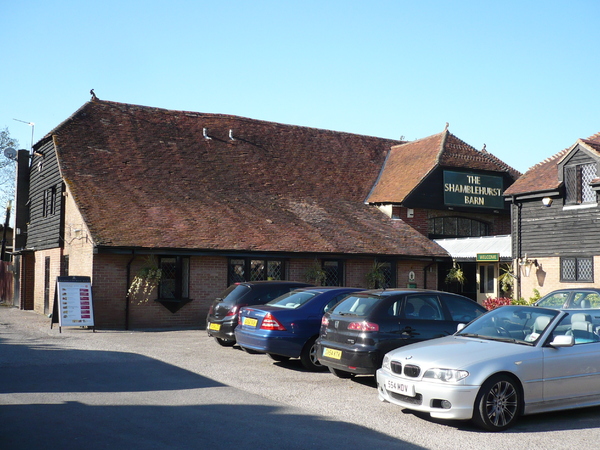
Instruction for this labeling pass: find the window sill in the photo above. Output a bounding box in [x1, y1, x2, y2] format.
[156, 298, 192, 303]
[563, 203, 598, 211]
[155, 298, 193, 313]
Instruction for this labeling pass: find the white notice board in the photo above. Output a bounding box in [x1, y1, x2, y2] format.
[52, 276, 95, 331]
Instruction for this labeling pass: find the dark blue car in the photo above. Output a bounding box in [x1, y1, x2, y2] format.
[235, 287, 363, 371]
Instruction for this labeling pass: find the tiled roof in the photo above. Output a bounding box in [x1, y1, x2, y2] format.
[367, 129, 520, 203]
[47, 100, 448, 257]
[504, 132, 600, 197]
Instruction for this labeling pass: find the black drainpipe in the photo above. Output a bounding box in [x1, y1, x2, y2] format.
[125, 251, 136, 331]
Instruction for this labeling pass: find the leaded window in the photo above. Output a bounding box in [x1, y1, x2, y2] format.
[228, 258, 285, 285]
[323, 260, 343, 286]
[377, 260, 396, 288]
[159, 256, 190, 299]
[561, 257, 594, 282]
[565, 163, 597, 205]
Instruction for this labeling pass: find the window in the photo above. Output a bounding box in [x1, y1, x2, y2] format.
[227, 258, 285, 285]
[428, 216, 489, 239]
[404, 295, 443, 320]
[43, 186, 57, 217]
[479, 264, 495, 294]
[323, 260, 343, 286]
[552, 313, 600, 344]
[441, 294, 485, 322]
[565, 163, 597, 205]
[158, 256, 190, 300]
[61, 255, 69, 276]
[378, 261, 396, 288]
[561, 257, 594, 283]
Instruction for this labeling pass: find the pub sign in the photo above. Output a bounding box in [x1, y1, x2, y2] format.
[443, 171, 504, 209]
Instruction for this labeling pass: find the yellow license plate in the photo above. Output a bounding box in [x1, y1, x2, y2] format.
[242, 317, 258, 327]
[323, 347, 342, 360]
[209, 322, 221, 331]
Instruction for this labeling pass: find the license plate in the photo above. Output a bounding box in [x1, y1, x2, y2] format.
[209, 322, 221, 331]
[323, 347, 342, 360]
[386, 379, 415, 397]
[242, 317, 258, 327]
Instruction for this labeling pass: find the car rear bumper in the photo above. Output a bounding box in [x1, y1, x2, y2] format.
[234, 328, 305, 357]
[206, 316, 237, 340]
[316, 341, 380, 375]
[376, 368, 479, 421]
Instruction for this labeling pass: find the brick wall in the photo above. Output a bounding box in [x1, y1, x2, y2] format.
[516, 256, 600, 301]
[50, 252, 443, 329]
[31, 248, 63, 315]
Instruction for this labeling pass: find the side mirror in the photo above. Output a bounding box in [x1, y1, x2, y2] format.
[550, 334, 575, 347]
[457, 323, 466, 332]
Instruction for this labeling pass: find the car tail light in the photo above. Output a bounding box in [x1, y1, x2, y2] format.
[225, 304, 247, 318]
[208, 304, 214, 315]
[348, 321, 379, 332]
[260, 313, 287, 331]
[321, 316, 329, 327]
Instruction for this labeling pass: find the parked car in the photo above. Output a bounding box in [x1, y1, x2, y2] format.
[206, 281, 312, 346]
[234, 287, 363, 370]
[316, 289, 486, 378]
[534, 288, 600, 309]
[377, 304, 600, 431]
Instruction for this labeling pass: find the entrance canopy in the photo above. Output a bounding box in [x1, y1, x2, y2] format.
[434, 235, 512, 262]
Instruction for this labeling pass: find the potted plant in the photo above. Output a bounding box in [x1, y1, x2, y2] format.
[304, 260, 327, 286]
[128, 256, 163, 303]
[366, 261, 387, 289]
[445, 261, 466, 286]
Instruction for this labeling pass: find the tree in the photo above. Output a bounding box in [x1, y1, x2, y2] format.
[0, 128, 18, 210]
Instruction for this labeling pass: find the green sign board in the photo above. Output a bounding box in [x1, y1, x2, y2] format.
[476, 253, 500, 262]
[443, 171, 504, 209]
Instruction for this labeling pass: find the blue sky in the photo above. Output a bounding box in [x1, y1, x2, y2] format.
[2, 0, 599, 173]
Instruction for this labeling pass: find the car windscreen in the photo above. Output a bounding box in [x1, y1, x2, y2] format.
[330, 295, 380, 317]
[217, 284, 251, 306]
[267, 291, 318, 309]
[457, 306, 560, 345]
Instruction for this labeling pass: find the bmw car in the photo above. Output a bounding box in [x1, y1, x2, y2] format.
[377, 305, 600, 431]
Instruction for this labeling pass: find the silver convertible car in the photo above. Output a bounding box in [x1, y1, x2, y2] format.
[376, 305, 600, 431]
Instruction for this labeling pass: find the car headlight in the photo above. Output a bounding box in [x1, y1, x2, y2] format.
[423, 368, 469, 382]
[381, 355, 391, 371]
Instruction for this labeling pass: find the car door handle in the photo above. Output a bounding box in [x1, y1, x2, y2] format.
[401, 326, 419, 336]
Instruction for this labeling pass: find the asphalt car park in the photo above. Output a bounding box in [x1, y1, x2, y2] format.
[2, 307, 600, 449]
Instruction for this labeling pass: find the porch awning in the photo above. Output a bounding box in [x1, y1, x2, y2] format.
[433, 235, 512, 262]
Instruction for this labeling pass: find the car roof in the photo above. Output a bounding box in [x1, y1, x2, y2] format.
[544, 288, 600, 294]
[236, 281, 312, 287]
[291, 286, 361, 293]
[353, 288, 469, 298]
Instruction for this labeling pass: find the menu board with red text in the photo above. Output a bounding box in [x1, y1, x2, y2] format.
[55, 276, 95, 328]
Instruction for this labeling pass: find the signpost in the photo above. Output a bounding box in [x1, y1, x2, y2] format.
[51, 276, 95, 333]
